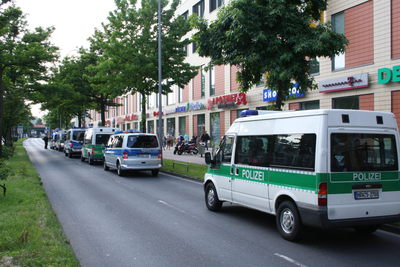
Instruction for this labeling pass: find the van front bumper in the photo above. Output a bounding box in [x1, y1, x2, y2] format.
[298, 204, 400, 228]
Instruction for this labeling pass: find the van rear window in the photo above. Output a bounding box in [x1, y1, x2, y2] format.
[73, 131, 85, 141]
[95, 134, 111, 145]
[331, 133, 398, 172]
[127, 135, 158, 148]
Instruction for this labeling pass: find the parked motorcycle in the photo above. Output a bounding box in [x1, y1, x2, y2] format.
[177, 142, 198, 155]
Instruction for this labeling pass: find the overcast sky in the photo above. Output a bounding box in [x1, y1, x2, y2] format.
[15, 0, 116, 118]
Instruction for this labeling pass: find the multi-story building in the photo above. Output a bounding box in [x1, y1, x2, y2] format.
[88, 0, 400, 146]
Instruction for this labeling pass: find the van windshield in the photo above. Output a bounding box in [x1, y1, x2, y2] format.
[73, 131, 85, 141]
[127, 135, 158, 148]
[331, 133, 398, 172]
[95, 134, 112, 145]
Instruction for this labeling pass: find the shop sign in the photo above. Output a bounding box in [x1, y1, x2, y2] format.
[175, 106, 186, 113]
[318, 73, 368, 93]
[207, 92, 247, 110]
[263, 83, 304, 102]
[187, 102, 206, 111]
[153, 111, 164, 117]
[125, 114, 138, 121]
[378, 65, 400, 84]
[165, 109, 175, 115]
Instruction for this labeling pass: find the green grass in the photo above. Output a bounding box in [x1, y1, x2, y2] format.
[0, 140, 79, 266]
[161, 159, 208, 180]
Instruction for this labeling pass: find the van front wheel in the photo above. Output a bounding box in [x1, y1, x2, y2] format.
[205, 183, 222, 211]
[276, 201, 302, 241]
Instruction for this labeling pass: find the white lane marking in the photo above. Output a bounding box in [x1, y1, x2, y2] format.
[158, 200, 187, 214]
[274, 253, 307, 267]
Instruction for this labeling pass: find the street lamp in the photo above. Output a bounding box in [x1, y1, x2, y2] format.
[157, 0, 163, 156]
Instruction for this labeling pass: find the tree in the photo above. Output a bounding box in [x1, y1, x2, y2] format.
[101, 0, 198, 132]
[0, 0, 57, 156]
[193, 0, 348, 110]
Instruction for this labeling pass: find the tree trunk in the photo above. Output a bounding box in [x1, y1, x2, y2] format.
[141, 93, 147, 133]
[0, 68, 4, 157]
[100, 99, 106, 127]
[77, 114, 82, 128]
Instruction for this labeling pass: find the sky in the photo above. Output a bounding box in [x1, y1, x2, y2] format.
[15, 0, 116, 118]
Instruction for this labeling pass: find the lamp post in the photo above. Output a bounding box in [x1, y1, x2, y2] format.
[157, 0, 163, 155]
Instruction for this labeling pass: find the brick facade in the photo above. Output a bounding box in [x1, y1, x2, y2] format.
[193, 70, 202, 100]
[359, 93, 374, 110]
[392, 0, 400, 58]
[230, 65, 240, 92]
[345, 0, 374, 68]
[183, 84, 189, 102]
[215, 65, 225, 96]
[392, 91, 400, 127]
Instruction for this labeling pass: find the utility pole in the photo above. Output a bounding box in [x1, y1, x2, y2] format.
[157, 0, 163, 157]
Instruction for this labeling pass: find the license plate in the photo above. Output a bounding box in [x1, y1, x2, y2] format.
[138, 154, 150, 158]
[354, 190, 379, 200]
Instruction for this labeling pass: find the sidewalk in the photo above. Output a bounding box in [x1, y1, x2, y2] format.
[162, 147, 208, 165]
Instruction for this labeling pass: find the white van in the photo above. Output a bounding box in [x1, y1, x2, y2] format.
[204, 109, 400, 241]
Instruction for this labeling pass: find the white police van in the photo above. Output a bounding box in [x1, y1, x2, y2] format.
[204, 109, 400, 241]
[64, 127, 86, 158]
[103, 131, 162, 176]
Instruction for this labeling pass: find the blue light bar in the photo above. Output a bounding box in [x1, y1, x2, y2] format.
[240, 110, 259, 117]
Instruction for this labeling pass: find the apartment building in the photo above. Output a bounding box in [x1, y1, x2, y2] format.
[88, 0, 400, 145]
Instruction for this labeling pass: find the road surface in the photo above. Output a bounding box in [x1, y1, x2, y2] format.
[25, 138, 400, 267]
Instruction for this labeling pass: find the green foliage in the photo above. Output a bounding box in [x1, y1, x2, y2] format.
[0, 159, 9, 180]
[162, 159, 208, 180]
[0, 140, 78, 266]
[0, 0, 58, 156]
[193, 0, 348, 109]
[99, 0, 198, 131]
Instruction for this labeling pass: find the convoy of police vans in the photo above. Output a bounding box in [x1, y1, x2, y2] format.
[47, 109, 400, 241]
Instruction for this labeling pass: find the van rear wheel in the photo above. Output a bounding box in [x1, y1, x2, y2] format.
[117, 162, 124, 176]
[354, 225, 380, 234]
[88, 155, 94, 165]
[205, 183, 222, 211]
[276, 201, 302, 241]
[103, 161, 109, 171]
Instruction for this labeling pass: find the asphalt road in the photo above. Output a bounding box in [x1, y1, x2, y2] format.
[25, 138, 400, 267]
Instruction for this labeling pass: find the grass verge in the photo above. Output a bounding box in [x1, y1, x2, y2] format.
[161, 158, 208, 180]
[0, 140, 78, 266]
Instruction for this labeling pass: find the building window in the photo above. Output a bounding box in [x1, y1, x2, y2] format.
[181, 10, 188, 20]
[179, 116, 187, 135]
[309, 58, 320, 75]
[197, 114, 205, 136]
[192, 42, 197, 54]
[210, 0, 224, 13]
[332, 12, 345, 70]
[193, 0, 205, 18]
[201, 66, 205, 98]
[210, 112, 220, 145]
[333, 96, 359, 109]
[178, 87, 183, 103]
[210, 65, 215, 96]
[300, 100, 320, 110]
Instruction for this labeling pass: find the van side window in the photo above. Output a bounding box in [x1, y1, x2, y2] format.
[271, 134, 316, 171]
[114, 136, 124, 148]
[107, 136, 114, 147]
[235, 136, 269, 167]
[218, 136, 234, 163]
[84, 131, 92, 145]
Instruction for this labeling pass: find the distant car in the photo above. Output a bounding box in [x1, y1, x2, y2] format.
[103, 131, 162, 176]
[55, 130, 66, 152]
[81, 127, 118, 165]
[64, 128, 86, 158]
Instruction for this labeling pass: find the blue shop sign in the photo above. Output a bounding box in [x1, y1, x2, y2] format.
[263, 83, 305, 102]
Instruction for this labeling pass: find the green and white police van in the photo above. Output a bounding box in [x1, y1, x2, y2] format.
[204, 109, 400, 241]
[81, 127, 117, 164]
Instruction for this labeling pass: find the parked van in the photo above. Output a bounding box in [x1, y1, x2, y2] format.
[81, 127, 117, 164]
[55, 130, 66, 152]
[64, 127, 86, 158]
[204, 109, 400, 241]
[103, 131, 162, 176]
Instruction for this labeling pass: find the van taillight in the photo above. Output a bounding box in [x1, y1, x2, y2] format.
[122, 152, 128, 159]
[91, 147, 95, 153]
[318, 182, 327, 206]
[158, 152, 162, 159]
[69, 143, 73, 148]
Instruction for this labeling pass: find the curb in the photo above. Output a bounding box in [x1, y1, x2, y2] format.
[380, 224, 400, 235]
[160, 170, 203, 184]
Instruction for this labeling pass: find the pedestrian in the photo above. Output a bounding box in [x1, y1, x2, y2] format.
[42, 135, 49, 149]
[200, 131, 210, 150]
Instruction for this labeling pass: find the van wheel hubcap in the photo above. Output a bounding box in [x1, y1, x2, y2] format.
[207, 189, 215, 206]
[280, 209, 295, 234]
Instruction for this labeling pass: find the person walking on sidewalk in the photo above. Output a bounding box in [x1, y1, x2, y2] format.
[42, 135, 49, 149]
[200, 131, 210, 150]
